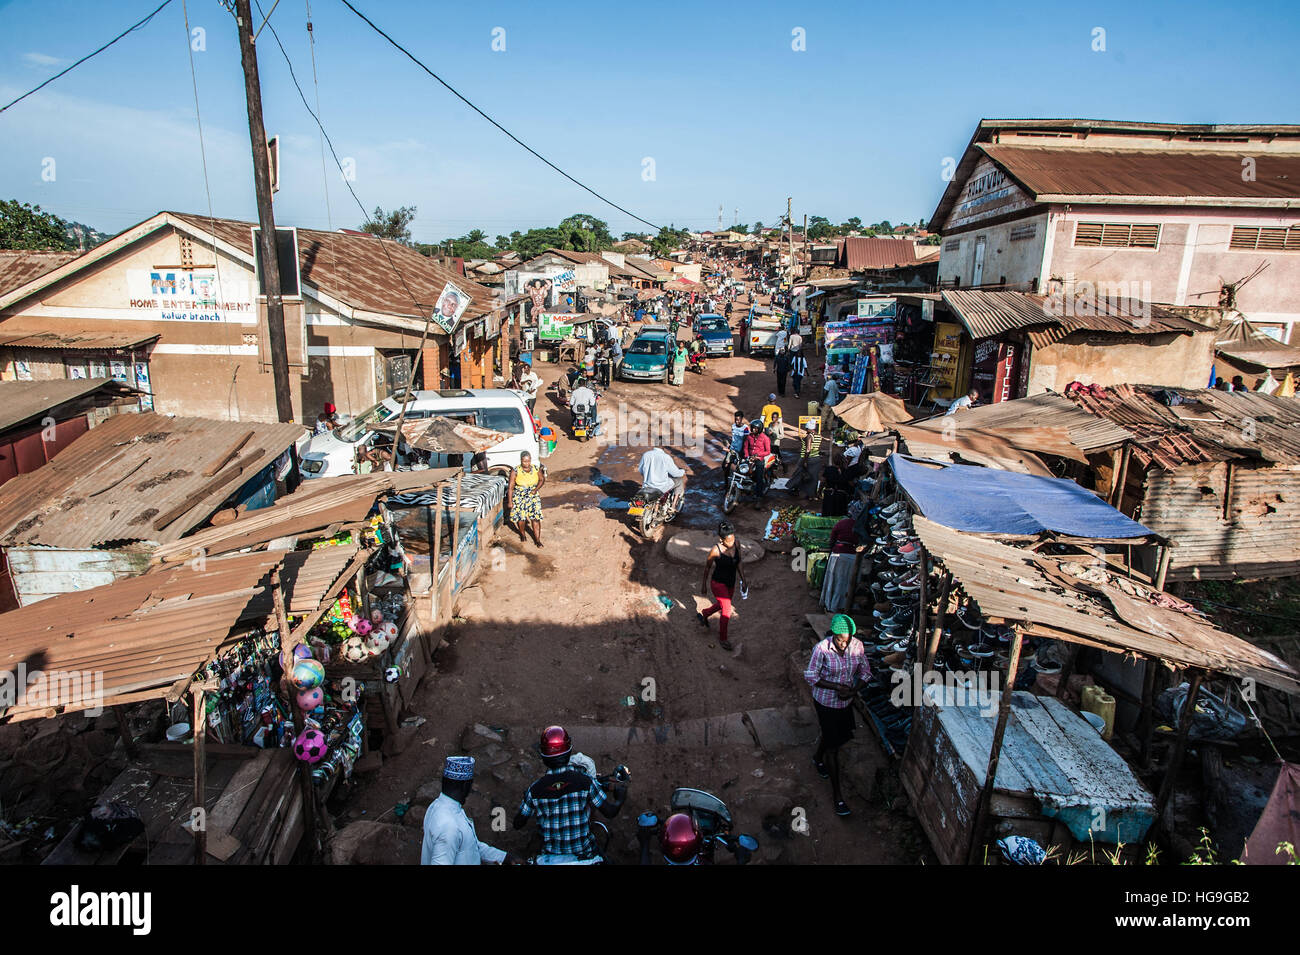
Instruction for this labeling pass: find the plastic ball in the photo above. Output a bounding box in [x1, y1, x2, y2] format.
[290, 658, 325, 691]
[293, 728, 328, 763]
[349, 615, 373, 637]
[383, 666, 401, 684]
[342, 635, 370, 663]
[296, 686, 325, 711]
[378, 621, 399, 643]
[293, 644, 314, 660]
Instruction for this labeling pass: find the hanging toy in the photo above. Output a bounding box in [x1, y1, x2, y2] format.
[290, 658, 325, 691]
[293, 727, 328, 763]
[296, 686, 325, 711]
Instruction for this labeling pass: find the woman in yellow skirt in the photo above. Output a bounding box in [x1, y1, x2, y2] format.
[506, 451, 546, 546]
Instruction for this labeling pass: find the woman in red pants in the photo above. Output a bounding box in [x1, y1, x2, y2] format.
[698, 521, 745, 651]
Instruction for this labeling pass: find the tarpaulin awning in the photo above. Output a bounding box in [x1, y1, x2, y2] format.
[889, 453, 1155, 540]
[374, 417, 508, 455]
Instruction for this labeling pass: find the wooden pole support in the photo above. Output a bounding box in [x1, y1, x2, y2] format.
[966, 630, 1023, 865]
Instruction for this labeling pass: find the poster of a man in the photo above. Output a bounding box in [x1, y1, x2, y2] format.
[434, 282, 471, 334]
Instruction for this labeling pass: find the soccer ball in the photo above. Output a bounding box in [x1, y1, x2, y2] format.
[377, 621, 399, 643]
[293, 728, 328, 763]
[367, 631, 391, 654]
[296, 686, 325, 711]
[348, 615, 373, 637]
[342, 636, 370, 663]
[383, 666, 401, 684]
[290, 658, 325, 691]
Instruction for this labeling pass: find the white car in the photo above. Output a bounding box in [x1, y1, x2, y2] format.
[299, 388, 540, 479]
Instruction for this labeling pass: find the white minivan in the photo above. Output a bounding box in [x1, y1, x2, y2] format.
[299, 388, 540, 479]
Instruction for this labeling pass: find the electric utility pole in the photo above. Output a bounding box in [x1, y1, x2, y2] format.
[235, 0, 295, 423]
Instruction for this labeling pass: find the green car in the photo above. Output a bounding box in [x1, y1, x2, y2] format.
[620, 329, 673, 382]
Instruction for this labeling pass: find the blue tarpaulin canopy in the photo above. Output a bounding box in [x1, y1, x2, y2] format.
[888, 454, 1154, 540]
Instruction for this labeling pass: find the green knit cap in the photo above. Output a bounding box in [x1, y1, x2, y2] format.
[830, 614, 856, 636]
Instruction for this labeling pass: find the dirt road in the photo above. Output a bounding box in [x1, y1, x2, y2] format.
[348, 290, 928, 865]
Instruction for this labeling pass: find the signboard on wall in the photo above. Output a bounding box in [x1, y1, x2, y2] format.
[551, 270, 577, 293]
[930, 321, 964, 399]
[856, 297, 897, 319]
[945, 157, 1036, 231]
[538, 313, 578, 340]
[127, 269, 256, 324]
[824, 320, 894, 353]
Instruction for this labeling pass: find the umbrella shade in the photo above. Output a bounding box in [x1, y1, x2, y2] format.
[374, 417, 509, 455]
[831, 393, 910, 434]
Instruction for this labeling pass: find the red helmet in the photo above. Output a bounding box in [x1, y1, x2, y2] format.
[538, 725, 572, 759]
[661, 813, 702, 865]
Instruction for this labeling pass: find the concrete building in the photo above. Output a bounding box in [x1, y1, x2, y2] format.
[0, 212, 518, 422]
[929, 119, 1300, 343]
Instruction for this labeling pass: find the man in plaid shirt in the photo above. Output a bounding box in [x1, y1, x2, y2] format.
[514, 725, 627, 861]
[804, 613, 870, 817]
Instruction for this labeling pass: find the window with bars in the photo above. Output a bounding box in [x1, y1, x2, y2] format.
[1229, 226, 1300, 252]
[1073, 222, 1160, 249]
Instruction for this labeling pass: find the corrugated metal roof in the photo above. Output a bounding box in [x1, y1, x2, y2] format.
[1217, 344, 1300, 370]
[0, 413, 304, 549]
[912, 516, 1300, 694]
[166, 213, 501, 323]
[152, 469, 458, 562]
[0, 321, 160, 351]
[0, 250, 79, 298]
[840, 237, 939, 271]
[0, 551, 282, 722]
[1065, 384, 1300, 467]
[0, 378, 139, 433]
[908, 392, 1133, 453]
[982, 145, 1300, 202]
[942, 289, 1205, 341]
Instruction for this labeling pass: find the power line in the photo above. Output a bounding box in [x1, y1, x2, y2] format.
[335, 0, 662, 233]
[0, 0, 176, 115]
[253, 0, 426, 320]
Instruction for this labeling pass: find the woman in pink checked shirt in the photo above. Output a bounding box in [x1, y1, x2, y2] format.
[804, 613, 871, 817]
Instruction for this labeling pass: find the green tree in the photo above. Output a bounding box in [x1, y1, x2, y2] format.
[722, 223, 749, 234]
[445, 228, 497, 259]
[650, 225, 691, 258]
[807, 215, 835, 240]
[495, 234, 510, 250]
[753, 220, 764, 234]
[843, 216, 862, 232]
[0, 199, 75, 251]
[360, 205, 417, 245]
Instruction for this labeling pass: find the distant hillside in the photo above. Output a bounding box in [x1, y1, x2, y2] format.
[64, 219, 108, 250]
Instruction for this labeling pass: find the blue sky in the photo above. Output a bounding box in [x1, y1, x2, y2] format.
[1, 0, 1297, 244]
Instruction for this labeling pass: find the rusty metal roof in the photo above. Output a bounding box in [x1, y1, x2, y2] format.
[908, 392, 1133, 454]
[941, 289, 1205, 341]
[0, 378, 139, 434]
[152, 469, 459, 562]
[0, 320, 160, 351]
[0, 551, 282, 722]
[0, 250, 79, 298]
[0, 413, 304, 549]
[894, 424, 1054, 475]
[166, 213, 501, 323]
[1065, 384, 1300, 467]
[982, 145, 1300, 203]
[912, 516, 1300, 694]
[840, 237, 939, 271]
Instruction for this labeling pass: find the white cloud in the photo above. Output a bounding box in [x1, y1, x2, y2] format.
[22, 52, 64, 69]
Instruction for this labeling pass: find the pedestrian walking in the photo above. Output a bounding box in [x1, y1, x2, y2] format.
[670, 341, 687, 386]
[698, 521, 745, 651]
[421, 756, 511, 865]
[790, 351, 808, 398]
[507, 451, 546, 547]
[804, 614, 870, 816]
[774, 349, 791, 396]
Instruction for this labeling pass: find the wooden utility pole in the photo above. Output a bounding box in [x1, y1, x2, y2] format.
[786, 197, 794, 280]
[235, 0, 295, 423]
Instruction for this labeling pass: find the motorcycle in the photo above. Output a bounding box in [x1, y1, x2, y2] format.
[636, 788, 758, 865]
[526, 762, 631, 865]
[722, 454, 775, 514]
[687, 350, 707, 375]
[629, 483, 683, 538]
[571, 400, 598, 442]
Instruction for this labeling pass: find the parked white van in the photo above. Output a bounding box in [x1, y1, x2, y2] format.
[299, 388, 539, 479]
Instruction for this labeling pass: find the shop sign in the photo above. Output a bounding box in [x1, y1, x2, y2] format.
[126, 269, 256, 324]
[946, 157, 1035, 230]
[538, 313, 576, 340]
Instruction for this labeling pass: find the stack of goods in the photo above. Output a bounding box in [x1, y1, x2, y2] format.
[286, 646, 366, 786]
[765, 504, 804, 541]
[337, 608, 402, 665]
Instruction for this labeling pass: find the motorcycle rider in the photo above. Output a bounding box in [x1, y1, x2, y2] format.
[741, 418, 774, 498]
[638, 446, 686, 512]
[569, 381, 599, 436]
[514, 725, 627, 861]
